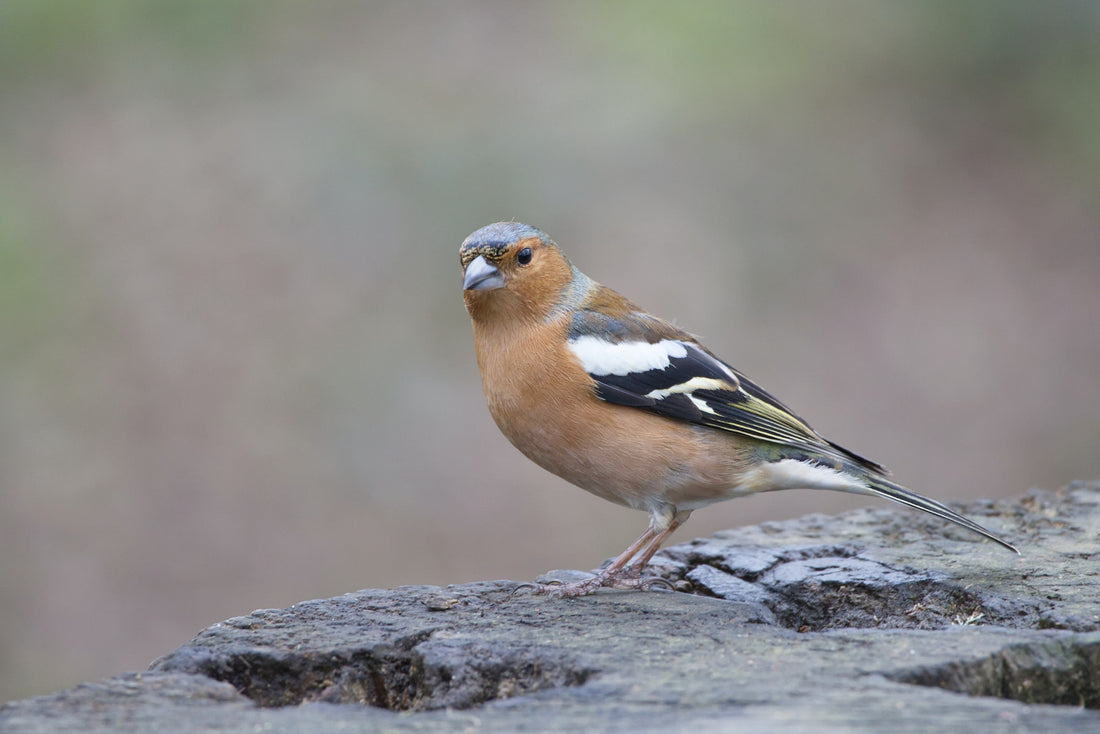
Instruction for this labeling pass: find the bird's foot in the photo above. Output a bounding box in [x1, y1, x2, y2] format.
[511, 568, 675, 598]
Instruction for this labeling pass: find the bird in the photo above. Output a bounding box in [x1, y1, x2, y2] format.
[459, 221, 1017, 597]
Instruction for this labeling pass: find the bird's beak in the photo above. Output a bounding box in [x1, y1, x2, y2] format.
[463, 255, 505, 291]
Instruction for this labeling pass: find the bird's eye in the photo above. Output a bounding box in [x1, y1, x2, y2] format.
[516, 247, 533, 266]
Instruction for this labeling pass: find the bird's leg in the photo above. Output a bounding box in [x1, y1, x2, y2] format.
[619, 510, 690, 581]
[516, 525, 660, 598]
[517, 508, 688, 598]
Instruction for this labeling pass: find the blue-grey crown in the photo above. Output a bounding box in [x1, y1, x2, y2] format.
[460, 222, 551, 264]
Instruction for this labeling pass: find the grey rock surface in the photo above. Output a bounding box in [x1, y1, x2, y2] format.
[3, 482, 1099, 733]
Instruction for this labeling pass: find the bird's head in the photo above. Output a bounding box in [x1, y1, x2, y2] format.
[460, 222, 581, 324]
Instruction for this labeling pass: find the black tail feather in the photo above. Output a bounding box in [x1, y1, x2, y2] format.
[865, 476, 1018, 553]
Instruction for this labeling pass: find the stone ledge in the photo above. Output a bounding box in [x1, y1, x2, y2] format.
[3, 482, 1099, 732]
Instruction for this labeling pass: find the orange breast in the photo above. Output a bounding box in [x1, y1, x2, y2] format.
[473, 317, 747, 512]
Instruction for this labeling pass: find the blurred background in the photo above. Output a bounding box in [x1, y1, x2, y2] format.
[1, 0, 1098, 702]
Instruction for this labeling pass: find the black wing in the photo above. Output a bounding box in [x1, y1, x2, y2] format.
[568, 309, 886, 474]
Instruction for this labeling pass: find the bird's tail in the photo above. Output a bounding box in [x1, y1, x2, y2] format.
[862, 475, 1019, 553]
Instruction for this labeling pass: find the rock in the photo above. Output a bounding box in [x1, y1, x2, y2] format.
[3, 483, 1100, 732]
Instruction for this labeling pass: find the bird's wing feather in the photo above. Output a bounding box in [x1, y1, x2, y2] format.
[567, 307, 886, 474]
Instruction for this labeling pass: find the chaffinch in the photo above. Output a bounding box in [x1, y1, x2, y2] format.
[460, 221, 1017, 597]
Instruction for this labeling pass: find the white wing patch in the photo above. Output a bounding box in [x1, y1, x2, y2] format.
[644, 376, 732, 401]
[688, 395, 718, 415]
[568, 336, 688, 376]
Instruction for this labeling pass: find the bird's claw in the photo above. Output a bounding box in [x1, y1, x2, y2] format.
[636, 576, 676, 592]
[507, 572, 677, 598]
[508, 579, 563, 600]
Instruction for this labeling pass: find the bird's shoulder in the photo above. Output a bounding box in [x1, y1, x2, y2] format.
[567, 284, 693, 343]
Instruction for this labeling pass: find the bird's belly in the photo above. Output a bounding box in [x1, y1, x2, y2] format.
[490, 395, 745, 513]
